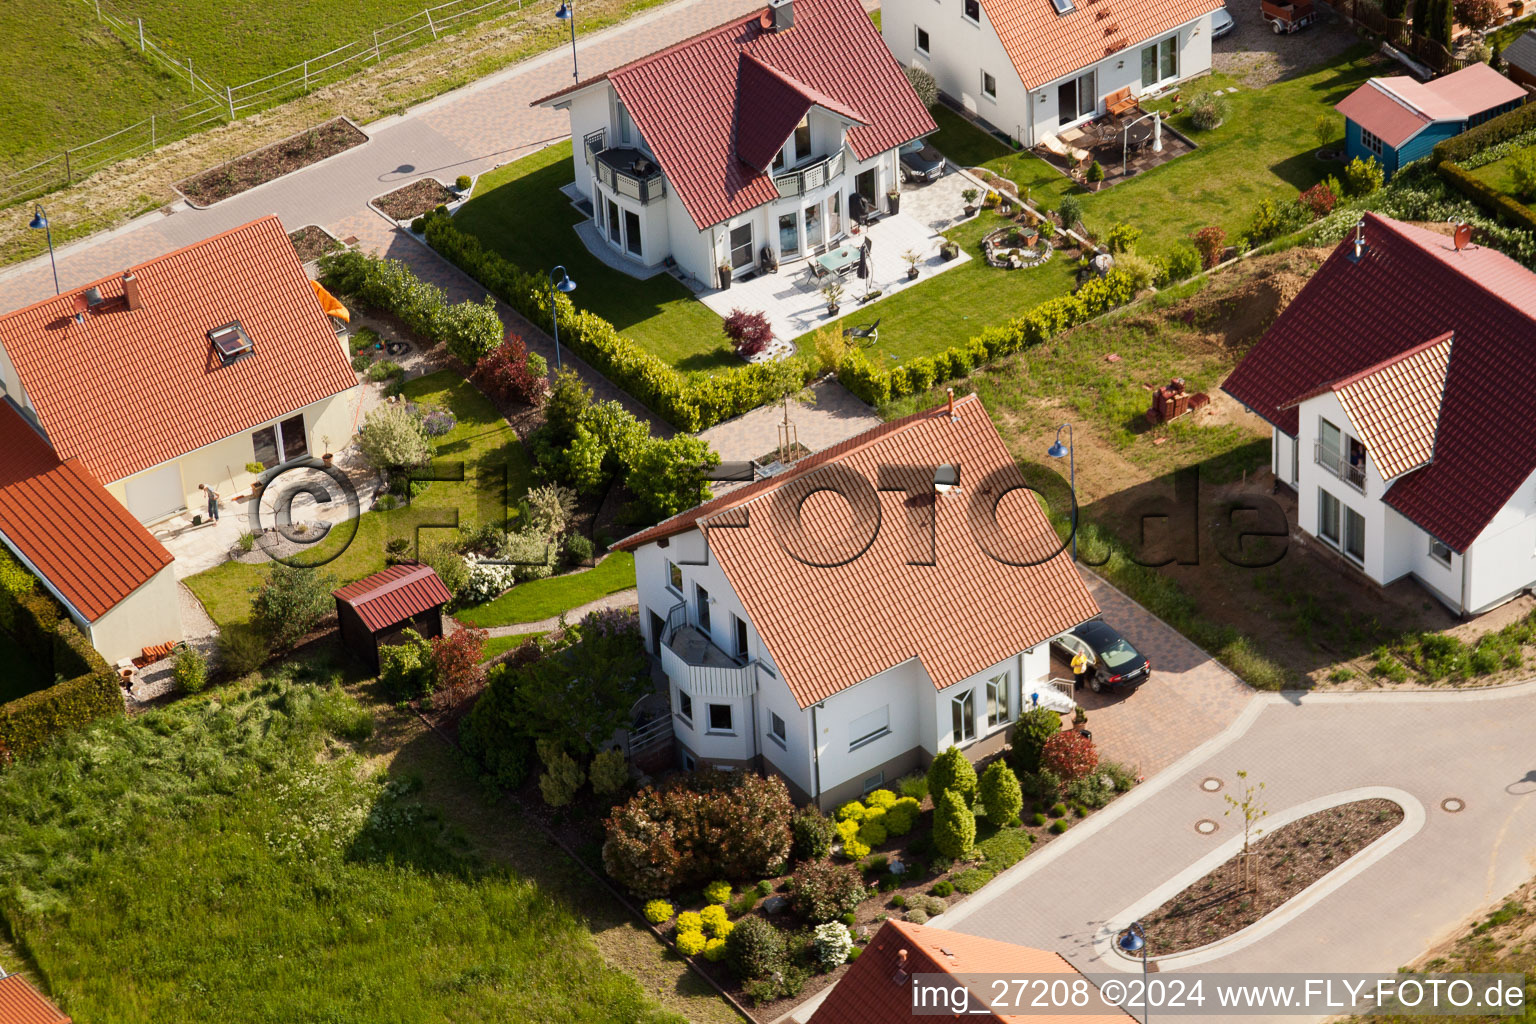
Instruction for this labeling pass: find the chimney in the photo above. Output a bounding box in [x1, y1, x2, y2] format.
[1347, 219, 1367, 264]
[768, 0, 794, 31]
[891, 948, 911, 985]
[122, 270, 142, 311]
[946, 387, 956, 422]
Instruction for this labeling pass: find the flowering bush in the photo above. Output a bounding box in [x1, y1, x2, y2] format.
[1042, 730, 1100, 781]
[703, 881, 733, 906]
[1298, 182, 1337, 220]
[643, 899, 674, 924]
[791, 860, 867, 923]
[417, 405, 457, 437]
[813, 922, 855, 970]
[1191, 226, 1227, 269]
[461, 553, 517, 604]
[723, 308, 774, 358]
[675, 929, 708, 957]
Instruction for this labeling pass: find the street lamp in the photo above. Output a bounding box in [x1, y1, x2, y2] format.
[555, 2, 578, 79]
[1046, 422, 1076, 563]
[29, 205, 59, 296]
[547, 265, 576, 372]
[1117, 921, 1150, 1024]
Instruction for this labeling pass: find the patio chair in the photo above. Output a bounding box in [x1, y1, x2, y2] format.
[1040, 133, 1091, 177]
[843, 318, 880, 346]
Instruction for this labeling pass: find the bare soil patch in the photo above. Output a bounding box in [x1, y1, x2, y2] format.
[288, 225, 342, 263]
[1143, 798, 1404, 956]
[178, 118, 365, 206]
[375, 178, 455, 221]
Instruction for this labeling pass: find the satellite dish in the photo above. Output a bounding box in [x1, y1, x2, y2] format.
[760, 10, 774, 28]
[1453, 222, 1472, 251]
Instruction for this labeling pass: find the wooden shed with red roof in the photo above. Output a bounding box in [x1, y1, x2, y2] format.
[333, 564, 454, 674]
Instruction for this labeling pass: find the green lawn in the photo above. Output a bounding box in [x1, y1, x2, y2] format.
[0, 628, 48, 705]
[456, 551, 637, 629]
[1468, 143, 1536, 204]
[185, 371, 531, 629]
[453, 142, 733, 372]
[0, 665, 685, 1023]
[480, 630, 549, 661]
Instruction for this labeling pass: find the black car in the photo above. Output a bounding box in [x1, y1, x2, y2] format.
[1054, 621, 1151, 693]
[899, 139, 946, 183]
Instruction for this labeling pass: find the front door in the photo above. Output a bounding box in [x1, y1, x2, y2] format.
[649, 611, 665, 656]
[1058, 79, 1078, 127]
[729, 223, 754, 271]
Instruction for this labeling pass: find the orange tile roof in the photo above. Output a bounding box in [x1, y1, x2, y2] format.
[0, 216, 357, 485]
[981, 0, 1222, 91]
[808, 920, 1136, 1024]
[0, 402, 172, 622]
[617, 395, 1098, 707]
[0, 974, 71, 1024]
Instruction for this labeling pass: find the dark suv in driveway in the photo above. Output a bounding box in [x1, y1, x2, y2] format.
[1052, 621, 1152, 693]
[899, 139, 945, 183]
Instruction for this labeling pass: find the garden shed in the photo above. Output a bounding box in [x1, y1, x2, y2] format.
[333, 564, 452, 673]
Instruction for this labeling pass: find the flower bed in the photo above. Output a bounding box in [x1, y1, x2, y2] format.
[375, 178, 456, 222]
[982, 227, 1055, 269]
[177, 118, 366, 206]
[287, 225, 342, 263]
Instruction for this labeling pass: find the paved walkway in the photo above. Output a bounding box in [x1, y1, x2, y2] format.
[464, 587, 639, 638]
[698, 377, 882, 464]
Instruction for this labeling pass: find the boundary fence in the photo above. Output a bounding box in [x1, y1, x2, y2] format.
[0, 0, 529, 209]
[1319, 0, 1474, 75]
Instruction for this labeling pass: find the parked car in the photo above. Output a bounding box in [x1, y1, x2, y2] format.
[899, 139, 946, 183]
[1212, 4, 1235, 38]
[1051, 621, 1152, 693]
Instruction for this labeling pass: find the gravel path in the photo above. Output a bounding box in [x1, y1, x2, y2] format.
[458, 588, 639, 638]
[1211, 3, 1368, 87]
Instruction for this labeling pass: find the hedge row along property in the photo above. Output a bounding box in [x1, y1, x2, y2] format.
[1431, 100, 1536, 237]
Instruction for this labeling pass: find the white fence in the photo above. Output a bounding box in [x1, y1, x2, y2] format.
[0, 0, 529, 209]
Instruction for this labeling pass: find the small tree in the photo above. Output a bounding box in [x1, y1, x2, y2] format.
[1342, 155, 1384, 197]
[1041, 730, 1099, 781]
[927, 745, 978, 806]
[1313, 114, 1336, 152]
[1086, 161, 1105, 188]
[442, 296, 503, 367]
[626, 436, 718, 521]
[932, 788, 977, 859]
[1056, 195, 1084, 230]
[250, 564, 337, 649]
[1223, 769, 1269, 892]
[979, 761, 1023, 825]
[544, 369, 594, 445]
[537, 739, 586, 807]
[173, 645, 209, 694]
[356, 404, 432, 476]
[1191, 225, 1227, 269]
[1511, 150, 1536, 201]
[903, 63, 939, 107]
[590, 747, 630, 796]
[526, 482, 578, 539]
[1453, 0, 1500, 29]
[428, 626, 485, 702]
[723, 309, 774, 359]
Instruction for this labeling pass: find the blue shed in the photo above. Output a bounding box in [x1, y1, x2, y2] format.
[1336, 62, 1526, 179]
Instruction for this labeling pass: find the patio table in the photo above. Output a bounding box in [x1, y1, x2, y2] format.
[817, 244, 861, 276]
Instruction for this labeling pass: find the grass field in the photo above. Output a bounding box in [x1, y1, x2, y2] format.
[1469, 143, 1536, 205]
[456, 550, 637, 629]
[0, 661, 687, 1023]
[185, 371, 531, 629]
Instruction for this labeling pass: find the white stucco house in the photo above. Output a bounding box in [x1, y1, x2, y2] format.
[881, 0, 1220, 148]
[615, 394, 1099, 809]
[534, 0, 936, 289]
[0, 216, 362, 662]
[1224, 213, 1536, 617]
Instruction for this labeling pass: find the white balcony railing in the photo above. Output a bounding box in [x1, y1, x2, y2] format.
[773, 149, 846, 198]
[1314, 441, 1366, 493]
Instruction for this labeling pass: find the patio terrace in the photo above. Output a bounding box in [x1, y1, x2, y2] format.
[1036, 113, 1199, 189]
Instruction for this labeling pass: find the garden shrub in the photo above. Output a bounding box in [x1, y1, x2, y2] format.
[173, 645, 209, 694]
[676, 910, 704, 933]
[250, 564, 336, 649]
[792, 805, 837, 862]
[813, 922, 855, 970]
[1454, 0, 1501, 28]
[1438, 161, 1536, 238]
[932, 789, 976, 860]
[1298, 182, 1337, 220]
[472, 336, 548, 407]
[977, 829, 1032, 870]
[1049, 818, 1069, 834]
[441, 296, 503, 367]
[836, 800, 868, 822]
[979, 761, 1023, 825]
[626, 435, 720, 521]
[927, 746, 978, 806]
[1030, 812, 1047, 827]
[898, 772, 929, 801]
[675, 929, 708, 957]
[495, 529, 558, 583]
[857, 816, 888, 847]
[1162, 244, 1201, 283]
[791, 860, 867, 923]
[1343, 155, 1385, 197]
[952, 867, 994, 894]
[0, 549, 34, 630]
[1247, 197, 1307, 245]
[834, 818, 870, 859]
[1191, 226, 1227, 269]
[428, 627, 485, 700]
[1116, 253, 1156, 292]
[864, 788, 897, 809]
[905, 908, 929, 925]
[460, 553, 517, 604]
[700, 903, 731, 937]
[643, 900, 674, 924]
[356, 403, 432, 476]
[457, 674, 532, 788]
[725, 915, 785, 980]
[884, 797, 921, 837]
[931, 880, 955, 897]
[1064, 774, 1115, 809]
[704, 937, 729, 962]
[421, 541, 470, 597]
[1022, 767, 1063, 806]
[379, 628, 434, 699]
[704, 880, 733, 906]
[1189, 91, 1228, 131]
[1057, 195, 1084, 230]
[1042, 731, 1098, 781]
[904, 63, 938, 107]
[566, 533, 596, 564]
[1106, 222, 1141, 253]
[1008, 708, 1061, 775]
[589, 747, 629, 796]
[215, 625, 270, 679]
[723, 309, 773, 359]
[536, 739, 585, 807]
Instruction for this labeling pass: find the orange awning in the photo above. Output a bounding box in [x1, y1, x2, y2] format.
[311, 278, 350, 323]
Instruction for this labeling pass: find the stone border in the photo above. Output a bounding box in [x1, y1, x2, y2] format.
[368, 175, 476, 231]
[1091, 786, 1423, 969]
[171, 116, 370, 210]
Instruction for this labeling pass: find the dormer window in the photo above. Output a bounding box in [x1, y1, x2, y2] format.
[209, 321, 254, 364]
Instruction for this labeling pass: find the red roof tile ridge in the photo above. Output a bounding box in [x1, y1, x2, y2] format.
[1378, 212, 1536, 323]
[1281, 328, 1454, 408]
[614, 394, 981, 550]
[334, 563, 435, 604]
[531, 6, 769, 108]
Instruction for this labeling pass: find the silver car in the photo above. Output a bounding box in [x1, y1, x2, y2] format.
[1212, 4, 1235, 38]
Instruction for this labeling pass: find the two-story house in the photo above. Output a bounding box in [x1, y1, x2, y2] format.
[881, 0, 1220, 149]
[614, 393, 1098, 809]
[534, 0, 936, 289]
[1223, 213, 1536, 616]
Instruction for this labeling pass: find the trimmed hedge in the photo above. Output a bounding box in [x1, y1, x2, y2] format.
[836, 269, 1138, 406]
[421, 214, 815, 431]
[0, 589, 122, 762]
[1432, 102, 1536, 167]
[13, 590, 62, 667]
[1437, 161, 1536, 236]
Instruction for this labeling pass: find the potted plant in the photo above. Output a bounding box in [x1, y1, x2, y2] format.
[1073, 705, 1088, 728]
[939, 240, 961, 261]
[246, 461, 265, 495]
[961, 188, 980, 216]
[718, 262, 733, 288]
[886, 186, 902, 215]
[321, 435, 334, 465]
[901, 248, 922, 281]
[1087, 161, 1105, 192]
[821, 278, 845, 317]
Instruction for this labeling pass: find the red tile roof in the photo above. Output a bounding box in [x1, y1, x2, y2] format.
[1223, 213, 1536, 552]
[734, 54, 867, 172]
[808, 920, 1136, 1024]
[333, 564, 453, 633]
[1337, 65, 1527, 147]
[981, 0, 1223, 92]
[617, 395, 1099, 707]
[536, 0, 935, 230]
[0, 975, 69, 1024]
[0, 402, 172, 622]
[0, 217, 357, 485]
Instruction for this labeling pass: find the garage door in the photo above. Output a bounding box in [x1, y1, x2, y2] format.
[123, 463, 185, 524]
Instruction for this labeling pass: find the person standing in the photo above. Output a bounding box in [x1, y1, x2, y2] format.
[199, 483, 221, 523]
[1071, 648, 1089, 691]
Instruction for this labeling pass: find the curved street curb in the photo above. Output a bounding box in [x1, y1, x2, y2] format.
[1090, 785, 1425, 969]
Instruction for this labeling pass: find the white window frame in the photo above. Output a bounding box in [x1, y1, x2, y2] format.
[1428, 537, 1452, 566]
[952, 689, 976, 744]
[1318, 488, 1341, 546]
[986, 674, 1010, 728]
[915, 26, 931, 56]
[677, 688, 694, 726]
[768, 711, 787, 749]
[1361, 128, 1384, 157]
[849, 705, 891, 751]
[706, 702, 735, 736]
[962, 0, 981, 24]
[665, 559, 682, 596]
[981, 70, 998, 101]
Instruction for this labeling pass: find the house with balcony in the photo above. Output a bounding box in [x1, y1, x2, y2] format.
[881, 0, 1220, 150]
[1223, 213, 1536, 616]
[614, 393, 1098, 809]
[534, 0, 936, 289]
